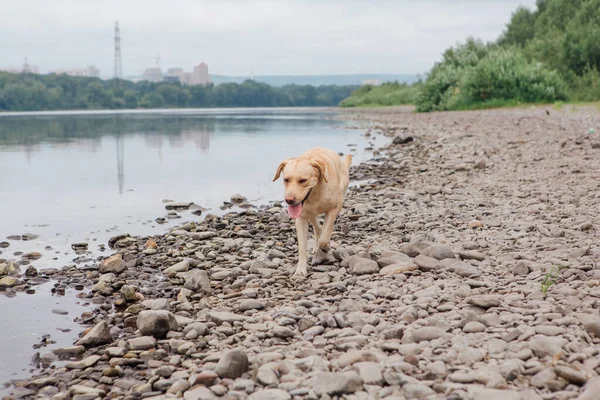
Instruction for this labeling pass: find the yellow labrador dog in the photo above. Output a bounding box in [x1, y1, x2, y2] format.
[273, 148, 352, 277]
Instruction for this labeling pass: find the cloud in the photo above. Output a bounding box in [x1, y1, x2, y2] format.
[0, 0, 537, 77]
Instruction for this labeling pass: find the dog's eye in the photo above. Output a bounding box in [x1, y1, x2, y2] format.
[284, 178, 290, 183]
[299, 179, 307, 184]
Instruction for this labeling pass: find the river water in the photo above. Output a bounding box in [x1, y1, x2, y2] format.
[0, 107, 384, 390]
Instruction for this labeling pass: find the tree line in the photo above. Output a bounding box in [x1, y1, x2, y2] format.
[0, 72, 358, 111]
[342, 0, 600, 111]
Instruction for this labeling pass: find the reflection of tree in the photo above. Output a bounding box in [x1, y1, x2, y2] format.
[0, 114, 338, 171]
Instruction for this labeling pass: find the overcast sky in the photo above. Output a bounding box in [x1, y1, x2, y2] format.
[0, 0, 537, 78]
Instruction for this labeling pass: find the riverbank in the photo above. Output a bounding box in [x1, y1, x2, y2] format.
[3, 105, 600, 400]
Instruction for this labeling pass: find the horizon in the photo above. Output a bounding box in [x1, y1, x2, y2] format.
[0, 0, 536, 78]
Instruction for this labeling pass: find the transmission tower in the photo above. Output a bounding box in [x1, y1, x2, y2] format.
[114, 21, 122, 79]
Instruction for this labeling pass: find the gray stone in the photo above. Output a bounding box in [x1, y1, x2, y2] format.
[257, 363, 280, 386]
[247, 389, 291, 400]
[75, 320, 112, 347]
[215, 349, 249, 379]
[578, 377, 600, 400]
[419, 244, 455, 260]
[348, 257, 379, 275]
[164, 259, 191, 277]
[531, 368, 556, 388]
[554, 365, 587, 385]
[402, 383, 435, 398]
[183, 270, 212, 294]
[207, 311, 246, 325]
[137, 310, 178, 339]
[308, 371, 363, 395]
[66, 355, 101, 369]
[98, 254, 126, 274]
[468, 295, 501, 309]
[239, 299, 265, 311]
[379, 261, 417, 275]
[449, 261, 482, 278]
[414, 254, 442, 271]
[463, 321, 486, 333]
[530, 335, 564, 358]
[127, 336, 157, 351]
[183, 385, 217, 400]
[413, 326, 446, 342]
[472, 389, 520, 400]
[353, 362, 383, 385]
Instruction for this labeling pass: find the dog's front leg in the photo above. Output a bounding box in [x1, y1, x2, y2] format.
[293, 218, 309, 277]
[308, 215, 322, 255]
[318, 207, 340, 252]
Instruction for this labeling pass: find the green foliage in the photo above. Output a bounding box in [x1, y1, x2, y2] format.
[0, 72, 357, 112]
[414, 0, 600, 112]
[541, 265, 569, 294]
[498, 6, 536, 47]
[338, 81, 421, 108]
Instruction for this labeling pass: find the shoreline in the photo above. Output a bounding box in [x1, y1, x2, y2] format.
[3, 105, 600, 400]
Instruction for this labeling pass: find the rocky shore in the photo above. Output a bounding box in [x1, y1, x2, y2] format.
[3, 105, 600, 400]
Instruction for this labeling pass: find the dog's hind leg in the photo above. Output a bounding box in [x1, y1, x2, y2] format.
[293, 218, 309, 277]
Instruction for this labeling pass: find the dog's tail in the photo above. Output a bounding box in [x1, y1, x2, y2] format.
[344, 154, 353, 171]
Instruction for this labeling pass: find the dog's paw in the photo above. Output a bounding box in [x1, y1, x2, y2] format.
[292, 264, 308, 277]
[318, 241, 331, 252]
[312, 246, 319, 255]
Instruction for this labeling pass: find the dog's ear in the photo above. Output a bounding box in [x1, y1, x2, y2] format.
[310, 159, 328, 183]
[273, 160, 287, 182]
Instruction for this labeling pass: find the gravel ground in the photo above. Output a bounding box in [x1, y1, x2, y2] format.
[2, 104, 600, 400]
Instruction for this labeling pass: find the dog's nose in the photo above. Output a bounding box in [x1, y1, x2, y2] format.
[285, 197, 295, 205]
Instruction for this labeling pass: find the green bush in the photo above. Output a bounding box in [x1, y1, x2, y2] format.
[339, 81, 421, 108]
[463, 48, 568, 103]
[416, 40, 568, 112]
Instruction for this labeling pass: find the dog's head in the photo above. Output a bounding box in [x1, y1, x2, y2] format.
[273, 157, 328, 218]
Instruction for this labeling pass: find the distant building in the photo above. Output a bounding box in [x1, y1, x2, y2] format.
[143, 67, 162, 82]
[167, 68, 184, 78]
[180, 72, 193, 86]
[86, 65, 100, 78]
[191, 63, 210, 86]
[50, 65, 101, 78]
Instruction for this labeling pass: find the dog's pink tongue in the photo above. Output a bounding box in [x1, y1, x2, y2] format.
[287, 204, 303, 219]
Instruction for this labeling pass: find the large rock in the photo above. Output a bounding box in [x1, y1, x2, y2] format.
[529, 335, 564, 358]
[215, 349, 249, 379]
[468, 295, 501, 309]
[0, 261, 19, 276]
[164, 259, 191, 277]
[76, 320, 112, 347]
[184, 270, 212, 294]
[247, 389, 291, 400]
[308, 371, 363, 395]
[413, 327, 446, 342]
[348, 256, 379, 275]
[379, 261, 417, 275]
[184, 385, 217, 400]
[449, 261, 482, 278]
[419, 244, 455, 260]
[98, 254, 126, 274]
[414, 254, 442, 271]
[127, 336, 157, 351]
[137, 310, 178, 338]
[0, 276, 21, 287]
[578, 377, 600, 400]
